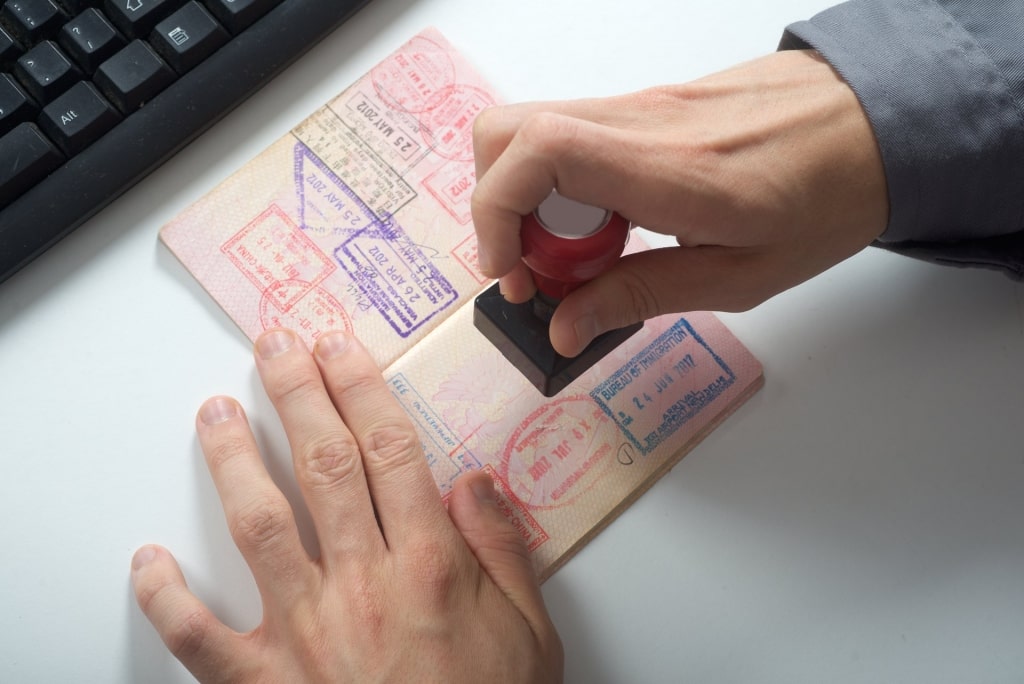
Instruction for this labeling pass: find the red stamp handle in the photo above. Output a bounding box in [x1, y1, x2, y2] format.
[521, 193, 630, 300]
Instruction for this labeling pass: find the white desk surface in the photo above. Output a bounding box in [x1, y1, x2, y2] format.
[3, 0, 1024, 681]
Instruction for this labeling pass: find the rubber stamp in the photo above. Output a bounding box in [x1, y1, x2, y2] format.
[474, 191, 643, 396]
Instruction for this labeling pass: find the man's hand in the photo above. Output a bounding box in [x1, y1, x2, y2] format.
[131, 329, 563, 683]
[472, 49, 888, 357]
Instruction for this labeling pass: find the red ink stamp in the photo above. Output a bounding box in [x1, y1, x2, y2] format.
[422, 161, 475, 224]
[442, 464, 549, 552]
[499, 396, 614, 510]
[221, 204, 335, 311]
[259, 281, 353, 344]
[370, 35, 456, 114]
[419, 85, 494, 162]
[450, 231, 487, 284]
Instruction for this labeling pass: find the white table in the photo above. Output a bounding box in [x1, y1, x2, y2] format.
[3, 0, 1023, 681]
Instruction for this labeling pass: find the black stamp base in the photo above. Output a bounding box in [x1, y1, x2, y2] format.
[473, 283, 643, 397]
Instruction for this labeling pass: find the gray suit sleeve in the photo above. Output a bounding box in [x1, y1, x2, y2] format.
[780, 1, 1024, 279]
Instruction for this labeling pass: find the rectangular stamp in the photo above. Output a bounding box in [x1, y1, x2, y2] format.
[449, 231, 487, 284]
[421, 161, 475, 224]
[342, 90, 423, 162]
[292, 109, 417, 220]
[591, 317, 736, 455]
[220, 203, 336, 311]
[335, 218, 459, 338]
[389, 372, 482, 494]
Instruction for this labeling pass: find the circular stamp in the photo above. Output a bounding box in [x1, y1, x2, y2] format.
[419, 85, 495, 162]
[259, 281, 353, 345]
[498, 396, 615, 510]
[370, 35, 456, 114]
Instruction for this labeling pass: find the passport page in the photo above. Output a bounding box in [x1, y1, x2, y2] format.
[161, 28, 494, 368]
[384, 266, 764, 579]
[161, 29, 765, 580]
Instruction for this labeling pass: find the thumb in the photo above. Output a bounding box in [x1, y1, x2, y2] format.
[549, 244, 772, 356]
[447, 470, 552, 631]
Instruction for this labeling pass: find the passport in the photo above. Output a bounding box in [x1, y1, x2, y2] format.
[160, 27, 764, 579]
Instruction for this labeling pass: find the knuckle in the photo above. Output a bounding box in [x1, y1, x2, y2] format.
[362, 422, 420, 469]
[471, 105, 500, 146]
[203, 433, 253, 472]
[133, 574, 169, 616]
[230, 496, 293, 551]
[618, 269, 664, 323]
[402, 539, 462, 601]
[297, 433, 362, 488]
[164, 609, 212, 660]
[267, 366, 324, 405]
[518, 111, 579, 157]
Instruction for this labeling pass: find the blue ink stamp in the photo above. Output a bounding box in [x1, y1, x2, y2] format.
[335, 217, 458, 338]
[590, 318, 736, 455]
[294, 143, 395, 240]
[388, 373, 482, 493]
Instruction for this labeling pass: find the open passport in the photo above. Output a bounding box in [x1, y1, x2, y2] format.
[160, 28, 764, 580]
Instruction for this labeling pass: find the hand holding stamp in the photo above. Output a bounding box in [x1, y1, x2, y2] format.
[474, 191, 642, 396]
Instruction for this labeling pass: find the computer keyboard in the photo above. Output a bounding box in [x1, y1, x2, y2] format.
[0, 0, 374, 284]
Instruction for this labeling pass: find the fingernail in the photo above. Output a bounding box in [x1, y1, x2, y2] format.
[256, 329, 295, 359]
[199, 396, 239, 426]
[573, 313, 600, 350]
[132, 545, 157, 571]
[470, 474, 496, 504]
[315, 330, 351, 360]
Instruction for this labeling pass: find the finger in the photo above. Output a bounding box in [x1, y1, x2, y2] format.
[446, 472, 559, 647]
[131, 545, 254, 683]
[497, 261, 536, 303]
[253, 329, 384, 563]
[471, 113, 660, 279]
[196, 395, 317, 609]
[548, 245, 794, 356]
[313, 331, 454, 552]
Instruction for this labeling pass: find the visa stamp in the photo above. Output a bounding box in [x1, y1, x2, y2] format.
[591, 317, 737, 455]
[292, 120, 417, 222]
[294, 143, 379, 238]
[370, 33, 456, 114]
[499, 396, 614, 510]
[450, 232, 487, 284]
[488, 465, 549, 552]
[422, 161, 475, 224]
[343, 90, 424, 163]
[335, 217, 459, 338]
[259, 281, 353, 346]
[220, 203, 335, 311]
[419, 85, 493, 162]
[389, 372, 482, 494]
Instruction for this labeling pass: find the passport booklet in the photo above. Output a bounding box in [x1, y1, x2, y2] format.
[160, 28, 764, 579]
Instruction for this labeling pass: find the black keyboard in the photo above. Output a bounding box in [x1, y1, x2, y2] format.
[0, 0, 373, 284]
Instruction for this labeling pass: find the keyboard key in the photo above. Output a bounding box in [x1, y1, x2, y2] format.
[203, 0, 276, 34]
[0, 121, 63, 206]
[52, 0, 96, 15]
[0, 25, 20, 68]
[103, 0, 179, 40]
[14, 39, 80, 103]
[0, 70, 36, 135]
[39, 79, 120, 154]
[150, 1, 225, 74]
[94, 38, 173, 112]
[0, 0, 66, 44]
[59, 8, 126, 73]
